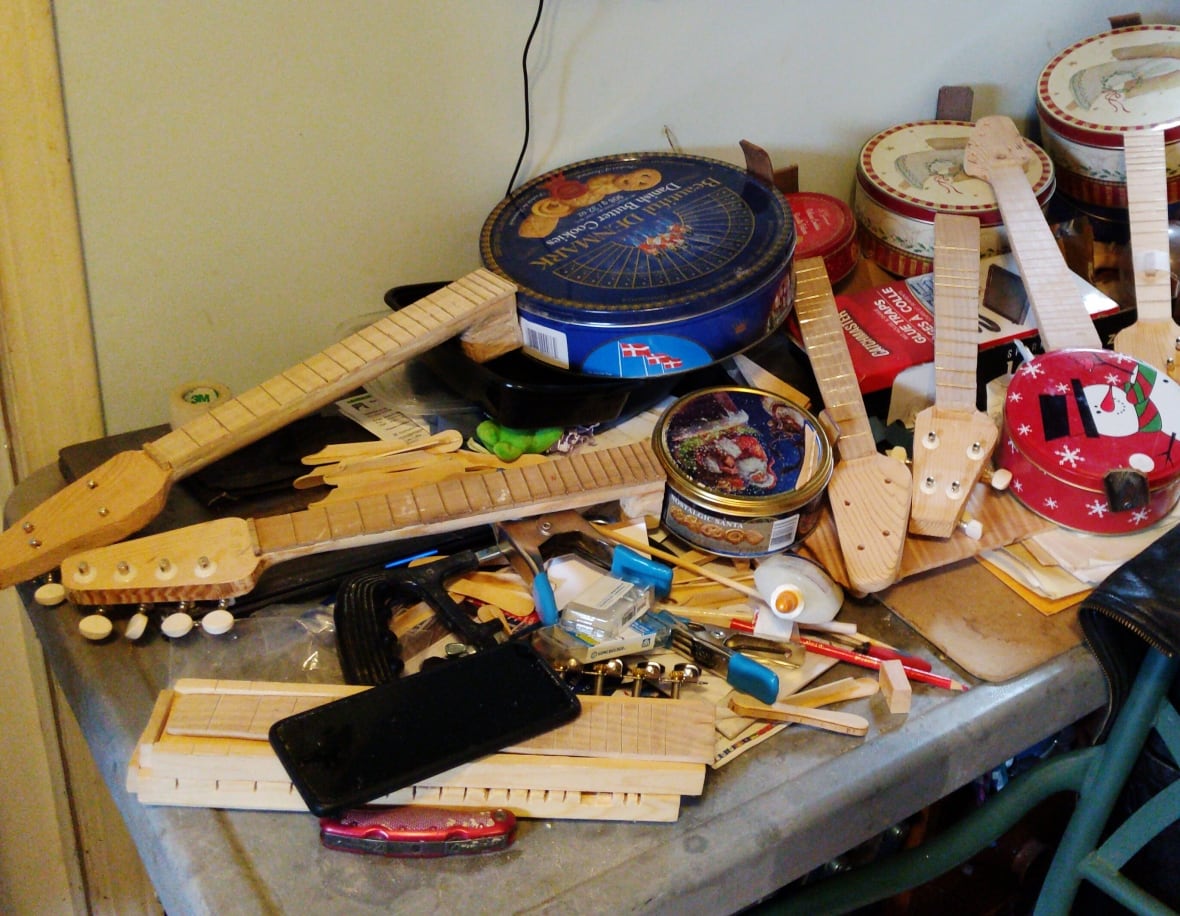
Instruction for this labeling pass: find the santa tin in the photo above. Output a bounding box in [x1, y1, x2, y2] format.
[854, 121, 1055, 277]
[997, 349, 1180, 534]
[652, 386, 833, 557]
[480, 152, 796, 378]
[1036, 24, 1180, 209]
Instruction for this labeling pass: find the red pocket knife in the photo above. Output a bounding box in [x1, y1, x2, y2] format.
[319, 806, 516, 858]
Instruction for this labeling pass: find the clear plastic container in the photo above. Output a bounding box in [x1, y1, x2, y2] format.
[559, 575, 652, 641]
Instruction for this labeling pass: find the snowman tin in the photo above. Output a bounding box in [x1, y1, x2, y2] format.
[1036, 24, 1180, 209]
[996, 349, 1180, 534]
[853, 121, 1055, 277]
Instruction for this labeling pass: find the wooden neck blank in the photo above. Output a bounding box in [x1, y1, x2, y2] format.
[1124, 129, 1173, 323]
[144, 270, 518, 480]
[964, 116, 1099, 354]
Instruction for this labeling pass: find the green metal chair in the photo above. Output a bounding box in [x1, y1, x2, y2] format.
[763, 645, 1180, 915]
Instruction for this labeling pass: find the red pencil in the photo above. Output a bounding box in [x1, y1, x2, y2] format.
[798, 636, 969, 692]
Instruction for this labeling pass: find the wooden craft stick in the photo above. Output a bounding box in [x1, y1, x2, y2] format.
[727, 698, 869, 737]
[783, 676, 880, 708]
[300, 429, 464, 465]
[594, 524, 762, 601]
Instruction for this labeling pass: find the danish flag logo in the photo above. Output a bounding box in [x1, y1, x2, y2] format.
[619, 341, 682, 374]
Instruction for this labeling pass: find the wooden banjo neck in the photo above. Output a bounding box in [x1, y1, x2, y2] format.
[794, 257, 911, 594]
[0, 270, 520, 589]
[60, 440, 665, 607]
[909, 214, 1000, 539]
[1113, 127, 1179, 377]
[963, 116, 1101, 353]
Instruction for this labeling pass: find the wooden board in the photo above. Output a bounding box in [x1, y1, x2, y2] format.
[128, 753, 683, 823]
[875, 560, 1083, 683]
[127, 680, 710, 822]
[165, 681, 714, 764]
[801, 484, 1052, 591]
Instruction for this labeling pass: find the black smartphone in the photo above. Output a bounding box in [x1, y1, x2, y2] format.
[268, 641, 580, 816]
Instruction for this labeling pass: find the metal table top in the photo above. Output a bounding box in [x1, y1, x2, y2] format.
[8, 462, 1106, 915]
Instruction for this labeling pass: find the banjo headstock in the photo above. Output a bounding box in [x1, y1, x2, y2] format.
[61, 517, 264, 606]
[0, 450, 172, 590]
[963, 116, 1034, 183]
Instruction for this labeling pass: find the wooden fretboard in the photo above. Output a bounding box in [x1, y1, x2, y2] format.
[1125, 129, 1173, 323]
[254, 439, 665, 563]
[932, 213, 983, 411]
[793, 259, 876, 460]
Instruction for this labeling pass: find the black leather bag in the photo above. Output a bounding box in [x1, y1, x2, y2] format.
[1076, 524, 1180, 910]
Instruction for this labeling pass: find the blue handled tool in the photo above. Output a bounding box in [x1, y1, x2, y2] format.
[650, 609, 779, 705]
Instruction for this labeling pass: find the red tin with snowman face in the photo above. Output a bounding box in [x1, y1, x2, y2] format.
[997, 349, 1180, 534]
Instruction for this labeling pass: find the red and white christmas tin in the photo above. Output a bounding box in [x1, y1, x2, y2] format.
[997, 349, 1180, 534]
[785, 192, 858, 286]
[854, 121, 1055, 277]
[1036, 24, 1180, 209]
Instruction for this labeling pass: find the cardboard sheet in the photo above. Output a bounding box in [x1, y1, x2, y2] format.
[876, 560, 1083, 683]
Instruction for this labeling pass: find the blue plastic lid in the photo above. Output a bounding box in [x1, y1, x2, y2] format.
[480, 152, 794, 322]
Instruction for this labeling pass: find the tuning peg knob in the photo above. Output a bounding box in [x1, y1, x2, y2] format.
[124, 611, 150, 641]
[982, 467, 1012, 491]
[200, 608, 235, 636]
[34, 581, 66, 607]
[161, 611, 194, 639]
[79, 613, 113, 641]
[959, 514, 984, 540]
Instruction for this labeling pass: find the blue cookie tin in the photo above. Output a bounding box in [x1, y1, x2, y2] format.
[480, 152, 796, 378]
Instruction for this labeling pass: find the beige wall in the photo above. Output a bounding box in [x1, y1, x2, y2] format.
[52, 1, 1180, 434]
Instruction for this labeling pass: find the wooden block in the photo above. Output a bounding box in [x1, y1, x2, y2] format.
[879, 658, 912, 714]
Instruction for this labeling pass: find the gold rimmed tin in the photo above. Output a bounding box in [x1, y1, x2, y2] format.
[652, 386, 833, 557]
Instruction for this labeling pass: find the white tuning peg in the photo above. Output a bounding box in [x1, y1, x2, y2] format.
[79, 613, 113, 641]
[124, 611, 150, 641]
[982, 467, 1012, 491]
[161, 611, 194, 639]
[958, 513, 983, 540]
[200, 608, 235, 636]
[34, 581, 66, 607]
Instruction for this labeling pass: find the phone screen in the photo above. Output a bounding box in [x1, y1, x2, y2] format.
[269, 641, 580, 816]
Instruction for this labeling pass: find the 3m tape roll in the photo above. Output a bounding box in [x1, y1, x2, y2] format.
[170, 380, 231, 429]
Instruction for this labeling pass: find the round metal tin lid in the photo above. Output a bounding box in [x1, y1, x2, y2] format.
[856, 121, 1054, 225]
[786, 192, 856, 259]
[480, 153, 794, 320]
[653, 386, 831, 507]
[1003, 349, 1180, 492]
[1036, 25, 1180, 148]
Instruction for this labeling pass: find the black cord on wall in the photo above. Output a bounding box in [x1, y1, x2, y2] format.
[506, 0, 545, 197]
